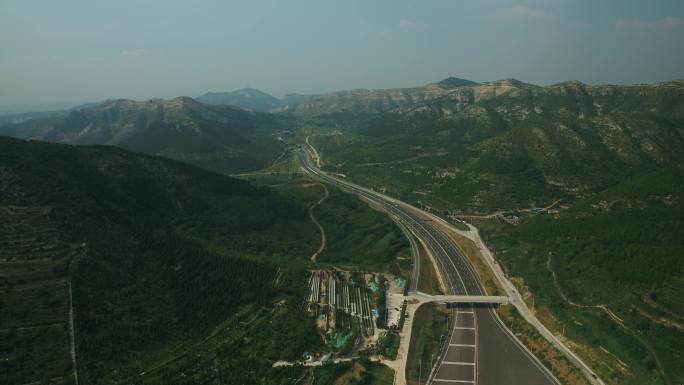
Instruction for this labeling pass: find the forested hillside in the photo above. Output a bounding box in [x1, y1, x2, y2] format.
[0, 137, 322, 384]
[480, 163, 684, 385]
[0, 135, 413, 384]
[308, 80, 684, 212]
[0, 97, 293, 174]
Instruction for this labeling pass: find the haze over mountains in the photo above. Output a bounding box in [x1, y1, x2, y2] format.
[2, 1, 684, 384]
[2, 76, 682, 192]
[0, 96, 293, 174]
[1, 74, 683, 385]
[197, 88, 286, 112]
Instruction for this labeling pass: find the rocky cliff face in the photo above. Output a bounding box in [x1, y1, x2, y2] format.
[309, 78, 684, 210]
[282, 81, 470, 114]
[280, 78, 540, 115]
[282, 78, 684, 117]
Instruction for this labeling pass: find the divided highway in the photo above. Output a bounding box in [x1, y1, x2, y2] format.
[297, 148, 559, 385]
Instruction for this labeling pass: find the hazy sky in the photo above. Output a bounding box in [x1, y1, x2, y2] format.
[1, 0, 683, 110]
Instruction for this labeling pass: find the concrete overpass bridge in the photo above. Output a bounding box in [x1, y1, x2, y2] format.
[409, 291, 509, 305]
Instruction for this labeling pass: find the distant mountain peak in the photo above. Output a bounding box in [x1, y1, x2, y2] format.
[91, 97, 205, 114]
[550, 80, 587, 88]
[234, 88, 272, 96]
[165, 96, 204, 109]
[437, 77, 479, 89]
[196, 88, 282, 112]
[481, 78, 539, 89]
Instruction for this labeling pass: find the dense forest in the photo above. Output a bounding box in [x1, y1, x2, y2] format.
[0, 137, 321, 384]
[483, 164, 684, 384]
[0, 136, 413, 384]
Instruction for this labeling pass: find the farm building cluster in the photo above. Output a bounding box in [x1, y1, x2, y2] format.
[305, 270, 406, 356]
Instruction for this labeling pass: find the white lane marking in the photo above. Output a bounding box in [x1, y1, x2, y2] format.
[449, 343, 476, 347]
[454, 326, 476, 330]
[432, 380, 475, 384]
[442, 361, 476, 366]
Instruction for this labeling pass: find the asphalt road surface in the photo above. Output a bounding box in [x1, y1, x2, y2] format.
[297, 149, 558, 385]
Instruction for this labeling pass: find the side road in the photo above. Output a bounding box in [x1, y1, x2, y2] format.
[307, 183, 329, 263]
[425, 213, 605, 385]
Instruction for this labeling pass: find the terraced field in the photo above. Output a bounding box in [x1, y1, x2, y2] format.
[0, 206, 78, 385]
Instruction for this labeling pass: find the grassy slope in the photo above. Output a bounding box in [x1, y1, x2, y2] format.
[405, 303, 450, 385]
[315, 186, 410, 273]
[243, 160, 412, 276]
[312, 360, 395, 385]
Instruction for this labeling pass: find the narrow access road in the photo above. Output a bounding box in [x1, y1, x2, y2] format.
[307, 183, 329, 263]
[68, 280, 79, 385]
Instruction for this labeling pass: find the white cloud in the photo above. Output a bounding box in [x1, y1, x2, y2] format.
[615, 17, 683, 31]
[497, 4, 546, 20]
[120, 48, 148, 57]
[399, 19, 417, 28]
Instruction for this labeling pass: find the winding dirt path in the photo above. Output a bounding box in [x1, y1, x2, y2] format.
[68, 280, 78, 385]
[546, 255, 624, 325]
[307, 183, 329, 263]
[546, 255, 671, 385]
[454, 199, 564, 220]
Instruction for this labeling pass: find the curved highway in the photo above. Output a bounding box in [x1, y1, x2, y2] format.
[297, 148, 559, 385]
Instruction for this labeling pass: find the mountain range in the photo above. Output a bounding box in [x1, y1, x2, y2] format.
[196, 88, 285, 112]
[309, 78, 684, 211]
[2, 76, 683, 199]
[196, 77, 484, 114]
[2, 77, 683, 192]
[1, 76, 683, 384]
[0, 96, 293, 174]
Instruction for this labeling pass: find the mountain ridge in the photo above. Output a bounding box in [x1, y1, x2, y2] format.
[310, 77, 684, 211]
[0, 96, 292, 174]
[196, 88, 285, 112]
